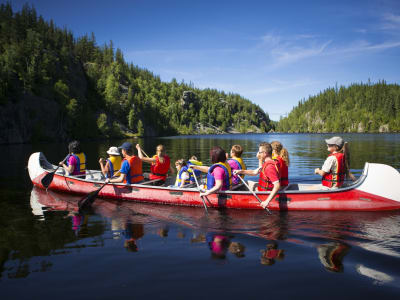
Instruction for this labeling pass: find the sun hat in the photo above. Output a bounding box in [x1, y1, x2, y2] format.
[325, 136, 344, 148]
[118, 142, 133, 151]
[106, 146, 120, 156]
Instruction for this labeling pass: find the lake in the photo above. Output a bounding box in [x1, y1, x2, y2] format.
[1, 133, 400, 299]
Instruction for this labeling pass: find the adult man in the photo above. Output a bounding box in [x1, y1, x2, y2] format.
[105, 142, 144, 184]
[234, 142, 280, 209]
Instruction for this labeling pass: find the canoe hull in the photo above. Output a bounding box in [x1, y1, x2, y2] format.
[28, 152, 400, 211]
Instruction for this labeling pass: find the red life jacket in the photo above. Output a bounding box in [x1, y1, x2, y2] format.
[322, 152, 345, 188]
[150, 155, 170, 181]
[124, 155, 144, 184]
[275, 156, 289, 187]
[258, 159, 280, 191]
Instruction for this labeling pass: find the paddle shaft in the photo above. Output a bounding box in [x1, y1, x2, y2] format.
[78, 181, 108, 210]
[191, 171, 208, 213]
[41, 154, 69, 189]
[237, 175, 272, 214]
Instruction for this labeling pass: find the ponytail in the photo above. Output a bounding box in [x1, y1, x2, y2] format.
[340, 142, 356, 181]
[280, 147, 290, 167]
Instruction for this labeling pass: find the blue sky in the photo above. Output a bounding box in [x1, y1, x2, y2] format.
[6, 0, 400, 120]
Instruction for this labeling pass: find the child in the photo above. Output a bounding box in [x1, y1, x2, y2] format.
[314, 136, 355, 189]
[174, 159, 191, 187]
[99, 146, 122, 178]
[271, 141, 290, 188]
[227, 144, 246, 185]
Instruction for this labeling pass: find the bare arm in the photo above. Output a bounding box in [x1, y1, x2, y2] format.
[235, 168, 260, 176]
[106, 173, 126, 183]
[60, 160, 74, 174]
[314, 168, 327, 177]
[200, 179, 223, 196]
[260, 181, 280, 209]
[190, 165, 210, 173]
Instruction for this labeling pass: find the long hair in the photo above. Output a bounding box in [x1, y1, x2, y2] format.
[338, 142, 354, 180]
[271, 141, 290, 166]
[156, 144, 166, 163]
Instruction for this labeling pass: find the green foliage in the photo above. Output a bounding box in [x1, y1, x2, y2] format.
[277, 81, 400, 133]
[0, 4, 273, 141]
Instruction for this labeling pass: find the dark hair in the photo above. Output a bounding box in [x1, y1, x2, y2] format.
[210, 146, 227, 164]
[68, 140, 81, 153]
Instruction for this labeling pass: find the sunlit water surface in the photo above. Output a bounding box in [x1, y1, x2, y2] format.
[1, 133, 400, 299]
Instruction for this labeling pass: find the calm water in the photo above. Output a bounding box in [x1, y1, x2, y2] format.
[1, 133, 400, 299]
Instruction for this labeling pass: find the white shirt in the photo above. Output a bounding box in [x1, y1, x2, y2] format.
[321, 155, 337, 174]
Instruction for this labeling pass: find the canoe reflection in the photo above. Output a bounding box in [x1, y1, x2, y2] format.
[30, 186, 400, 272]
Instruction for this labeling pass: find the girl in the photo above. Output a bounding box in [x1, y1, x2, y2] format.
[271, 141, 290, 188]
[314, 136, 356, 188]
[174, 159, 191, 187]
[136, 144, 174, 185]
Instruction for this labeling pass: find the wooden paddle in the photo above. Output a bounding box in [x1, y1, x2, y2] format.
[78, 181, 108, 211]
[191, 171, 208, 214]
[237, 175, 272, 214]
[41, 154, 69, 189]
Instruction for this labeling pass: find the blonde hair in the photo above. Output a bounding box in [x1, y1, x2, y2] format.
[231, 145, 243, 157]
[156, 144, 166, 163]
[271, 141, 290, 166]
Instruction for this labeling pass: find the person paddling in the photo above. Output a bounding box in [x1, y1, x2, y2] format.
[99, 146, 122, 179]
[190, 146, 232, 197]
[136, 144, 174, 185]
[314, 136, 356, 189]
[105, 142, 144, 184]
[234, 142, 280, 209]
[59, 140, 86, 177]
[227, 144, 246, 185]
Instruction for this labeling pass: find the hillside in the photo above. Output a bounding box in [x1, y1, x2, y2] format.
[277, 81, 400, 133]
[0, 3, 272, 144]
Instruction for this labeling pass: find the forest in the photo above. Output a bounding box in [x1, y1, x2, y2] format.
[277, 81, 400, 133]
[0, 3, 272, 143]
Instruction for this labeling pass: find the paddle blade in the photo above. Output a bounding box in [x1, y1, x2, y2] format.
[41, 172, 55, 189]
[78, 183, 107, 210]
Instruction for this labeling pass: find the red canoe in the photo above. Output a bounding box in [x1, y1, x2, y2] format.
[28, 152, 400, 211]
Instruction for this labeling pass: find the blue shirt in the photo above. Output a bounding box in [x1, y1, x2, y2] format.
[120, 160, 132, 184]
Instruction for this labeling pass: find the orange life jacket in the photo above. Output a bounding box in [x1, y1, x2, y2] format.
[274, 156, 289, 187]
[258, 159, 280, 191]
[124, 155, 144, 184]
[150, 155, 170, 181]
[322, 152, 345, 188]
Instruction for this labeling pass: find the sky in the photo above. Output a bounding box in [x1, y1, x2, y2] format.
[5, 0, 400, 120]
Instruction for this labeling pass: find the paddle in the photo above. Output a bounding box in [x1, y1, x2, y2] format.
[237, 175, 272, 214]
[78, 181, 108, 211]
[41, 154, 69, 189]
[191, 170, 208, 214]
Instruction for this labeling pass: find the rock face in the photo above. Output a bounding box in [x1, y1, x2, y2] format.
[180, 91, 197, 109]
[0, 95, 64, 144]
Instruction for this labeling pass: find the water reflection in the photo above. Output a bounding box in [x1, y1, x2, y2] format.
[317, 242, 350, 272]
[260, 242, 285, 266]
[3, 186, 399, 285]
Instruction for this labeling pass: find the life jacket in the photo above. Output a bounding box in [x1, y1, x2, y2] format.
[106, 156, 122, 178]
[322, 152, 345, 188]
[124, 155, 144, 184]
[187, 159, 203, 179]
[228, 157, 246, 185]
[150, 155, 170, 181]
[206, 162, 232, 191]
[66, 153, 86, 175]
[273, 155, 289, 187]
[175, 166, 191, 187]
[258, 159, 280, 191]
